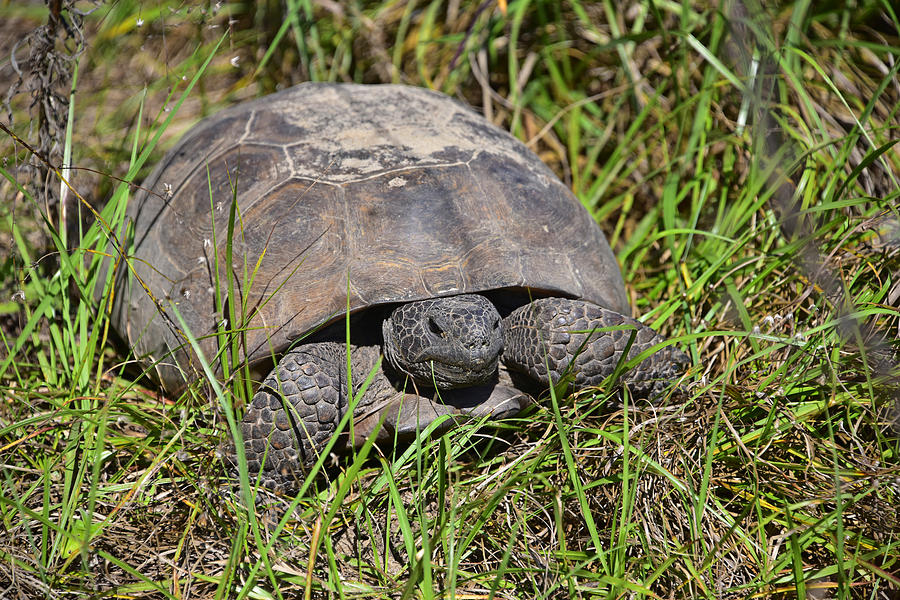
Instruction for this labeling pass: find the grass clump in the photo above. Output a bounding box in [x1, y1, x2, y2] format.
[1, 0, 899, 598]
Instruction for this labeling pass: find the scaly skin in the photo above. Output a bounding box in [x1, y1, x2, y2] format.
[382, 294, 502, 387]
[240, 295, 688, 490]
[241, 343, 394, 490]
[502, 297, 689, 398]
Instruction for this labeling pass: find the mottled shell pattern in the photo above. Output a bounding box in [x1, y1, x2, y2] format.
[113, 83, 627, 390]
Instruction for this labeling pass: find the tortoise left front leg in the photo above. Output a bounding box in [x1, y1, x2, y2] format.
[502, 298, 688, 398]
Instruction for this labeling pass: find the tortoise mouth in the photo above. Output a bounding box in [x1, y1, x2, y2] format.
[414, 355, 499, 389]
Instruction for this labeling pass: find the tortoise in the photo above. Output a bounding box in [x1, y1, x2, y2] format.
[113, 82, 688, 490]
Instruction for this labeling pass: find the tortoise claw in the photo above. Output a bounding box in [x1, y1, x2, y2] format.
[439, 383, 531, 420]
[377, 382, 532, 437]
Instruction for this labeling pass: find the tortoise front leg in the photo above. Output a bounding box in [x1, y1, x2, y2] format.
[240, 342, 455, 490]
[502, 298, 688, 398]
[241, 342, 391, 489]
[374, 370, 531, 438]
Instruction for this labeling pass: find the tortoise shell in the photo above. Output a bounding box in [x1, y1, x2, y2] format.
[113, 83, 628, 391]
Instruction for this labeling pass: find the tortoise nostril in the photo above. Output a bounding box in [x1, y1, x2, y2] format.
[468, 334, 493, 351]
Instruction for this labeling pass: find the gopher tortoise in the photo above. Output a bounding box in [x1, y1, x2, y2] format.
[113, 82, 688, 490]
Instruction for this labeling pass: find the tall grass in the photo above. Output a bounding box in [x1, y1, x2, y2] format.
[1, 0, 898, 598]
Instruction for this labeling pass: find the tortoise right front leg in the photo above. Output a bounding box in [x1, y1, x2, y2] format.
[502, 298, 689, 398]
[240, 342, 444, 490]
[241, 342, 354, 489]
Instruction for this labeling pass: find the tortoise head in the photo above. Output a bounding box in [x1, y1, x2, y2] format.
[382, 294, 503, 389]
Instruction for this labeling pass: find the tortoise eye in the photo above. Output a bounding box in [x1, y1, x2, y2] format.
[427, 317, 443, 336]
